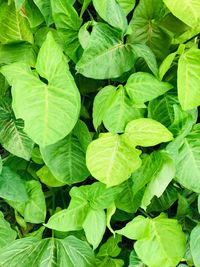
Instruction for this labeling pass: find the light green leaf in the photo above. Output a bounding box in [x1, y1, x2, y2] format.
[45, 187, 89, 231]
[93, 85, 116, 130]
[86, 133, 142, 187]
[76, 23, 136, 79]
[159, 52, 177, 80]
[0, 98, 34, 160]
[0, 167, 28, 202]
[131, 44, 158, 77]
[174, 125, 200, 193]
[178, 48, 200, 110]
[37, 165, 66, 187]
[141, 152, 175, 209]
[163, 0, 200, 27]
[190, 224, 200, 267]
[117, 0, 136, 15]
[86, 182, 118, 210]
[0, 212, 17, 249]
[1, 32, 80, 146]
[97, 235, 122, 258]
[40, 121, 90, 184]
[0, 236, 95, 267]
[116, 215, 150, 240]
[14, 0, 25, 10]
[83, 208, 106, 249]
[0, 2, 33, 43]
[103, 86, 144, 133]
[51, 0, 82, 62]
[124, 118, 173, 147]
[92, 0, 127, 32]
[8, 180, 46, 223]
[106, 204, 116, 234]
[118, 214, 186, 267]
[125, 72, 173, 104]
[33, 0, 53, 26]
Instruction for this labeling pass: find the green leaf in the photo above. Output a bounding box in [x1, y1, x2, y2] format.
[103, 86, 144, 133]
[118, 214, 186, 267]
[86, 133, 142, 187]
[127, 0, 171, 60]
[93, 85, 117, 130]
[141, 152, 175, 209]
[37, 165, 66, 187]
[129, 250, 145, 267]
[45, 187, 89, 231]
[14, 0, 25, 10]
[40, 121, 90, 184]
[0, 42, 36, 66]
[178, 48, 200, 110]
[83, 208, 106, 249]
[117, 0, 136, 15]
[115, 179, 143, 213]
[159, 52, 177, 80]
[8, 180, 46, 223]
[0, 2, 33, 44]
[33, 0, 53, 26]
[76, 23, 136, 79]
[0, 236, 95, 267]
[190, 224, 200, 267]
[124, 118, 173, 147]
[125, 72, 173, 104]
[0, 167, 28, 202]
[92, 0, 127, 32]
[148, 93, 178, 128]
[1, 32, 80, 146]
[51, 0, 82, 62]
[23, 0, 44, 28]
[0, 98, 34, 160]
[131, 44, 158, 77]
[173, 125, 200, 193]
[0, 212, 17, 249]
[163, 0, 200, 27]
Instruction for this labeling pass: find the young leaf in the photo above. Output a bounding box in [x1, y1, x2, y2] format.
[103, 86, 144, 133]
[141, 152, 175, 209]
[1, 32, 81, 146]
[83, 208, 106, 249]
[76, 23, 136, 79]
[163, 0, 200, 28]
[118, 214, 186, 267]
[125, 72, 173, 104]
[178, 48, 200, 110]
[37, 165, 66, 187]
[124, 118, 173, 147]
[117, 0, 136, 15]
[93, 85, 116, 130]
[92, 0, 128, 32]
[86, 133, 142, 187]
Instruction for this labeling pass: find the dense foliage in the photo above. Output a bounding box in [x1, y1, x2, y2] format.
[0, 0, 200, 266]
